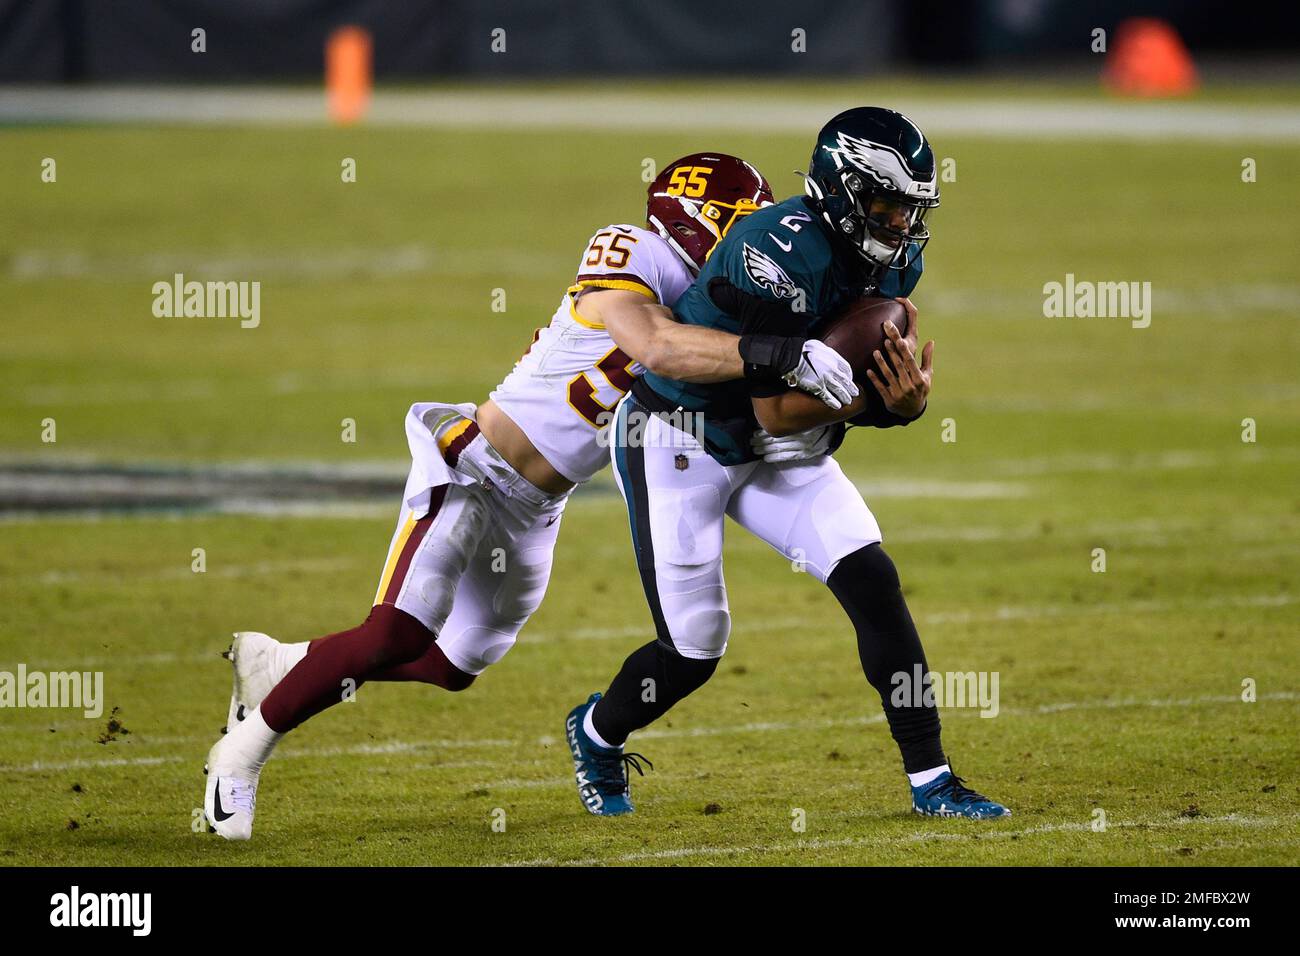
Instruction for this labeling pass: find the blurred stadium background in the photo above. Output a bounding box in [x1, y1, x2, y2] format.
[0, 1, 1296, 866]
[3, 0, 1299, 80]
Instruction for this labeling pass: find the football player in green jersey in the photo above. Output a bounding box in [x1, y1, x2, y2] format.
[566, 107, 1010, 820]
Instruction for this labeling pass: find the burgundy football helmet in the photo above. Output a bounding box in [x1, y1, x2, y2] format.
[647, 153, 774, 274]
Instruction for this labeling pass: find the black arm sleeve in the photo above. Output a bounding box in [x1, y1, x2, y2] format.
[708, 276, 808, 337]
[738, 333, 800, 379]
[850, 401, 927, 429]
[711, 277, 811, 396]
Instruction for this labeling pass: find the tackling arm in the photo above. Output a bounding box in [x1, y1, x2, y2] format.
[582, 289, 744, 384]
[582, 289, 856, 404]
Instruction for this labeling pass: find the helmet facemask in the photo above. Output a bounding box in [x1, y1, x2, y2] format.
[820, 167, 937, 282]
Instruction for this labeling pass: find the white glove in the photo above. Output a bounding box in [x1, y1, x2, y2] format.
[784, 340, 858, 410]
[751, 425, 834, 463]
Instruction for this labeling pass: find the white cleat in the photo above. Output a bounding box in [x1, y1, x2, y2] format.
[203, 736, 259, 841]
[222, 631, 293, 732]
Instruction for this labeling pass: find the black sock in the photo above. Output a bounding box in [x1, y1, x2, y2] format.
[827, 544, 947, 774]
[590, 640, 719, 747]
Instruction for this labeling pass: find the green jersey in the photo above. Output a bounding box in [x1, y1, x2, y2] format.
[634, 195, 923, 465]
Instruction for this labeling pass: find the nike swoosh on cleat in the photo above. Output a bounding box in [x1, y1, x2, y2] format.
[212, 784, 235, 822]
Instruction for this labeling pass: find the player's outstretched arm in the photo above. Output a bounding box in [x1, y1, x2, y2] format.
[583, 289, 744, 383]
[587, 288, 846, 395]
[588, 289, 856, 400]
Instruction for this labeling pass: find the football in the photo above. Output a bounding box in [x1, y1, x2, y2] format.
[816, 295, 910, 426]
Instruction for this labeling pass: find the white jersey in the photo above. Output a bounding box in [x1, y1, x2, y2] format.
[490, 224, 694, 484]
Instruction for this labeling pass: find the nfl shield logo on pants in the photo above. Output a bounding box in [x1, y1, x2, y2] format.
[674, 453, 689, 471]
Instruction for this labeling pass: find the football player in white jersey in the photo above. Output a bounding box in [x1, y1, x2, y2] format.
[201, 153, 859, 839]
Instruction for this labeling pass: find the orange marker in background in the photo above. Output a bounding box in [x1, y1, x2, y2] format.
[326, 26, 372, 125]
[1103, 18, 1197, 98]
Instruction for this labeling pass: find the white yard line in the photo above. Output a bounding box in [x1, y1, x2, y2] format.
[0, 502, 397, 523]
[921, 282, 1300, 318]
[0, 736, 517, 774]
[2, 445, 1293, 526]
[528, 592, 1294, 644]
[0, 652, 211, 674]
[854, 479, 1031, 500]
[977, 447, 1299, 478]
[506, 813, 1299, 866]
[5, 244, 563, 284]
[915, 592, 1295, 626]
[0, 591, 1291, 672]
[8, 245, 437, 282]
[532, 690, 1298, 750]
[16, 556, 364, 586]
[15, 376, 423, 407]
[3, 690, 1293, 775]
[4, 87, 1300, 142]
[0, 454, 407, 479]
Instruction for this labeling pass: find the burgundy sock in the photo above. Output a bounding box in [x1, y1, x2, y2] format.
[260, 604, 435, 732]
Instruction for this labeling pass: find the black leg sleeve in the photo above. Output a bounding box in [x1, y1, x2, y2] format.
[590, 640, 719, 747]
[827, 543, 947, 774]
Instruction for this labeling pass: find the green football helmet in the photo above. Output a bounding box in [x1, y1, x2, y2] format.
[803, 106, 940, 284]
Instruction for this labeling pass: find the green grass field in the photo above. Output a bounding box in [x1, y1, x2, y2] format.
[1, 80, 1297, 866]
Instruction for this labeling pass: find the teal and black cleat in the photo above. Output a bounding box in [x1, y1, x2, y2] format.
[565, 693, 652, 816]
[911, 771, 1011, 819]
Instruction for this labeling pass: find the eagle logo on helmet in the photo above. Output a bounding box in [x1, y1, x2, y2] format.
[742, 243, 799, 299]
[823, 131, 925, 194]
